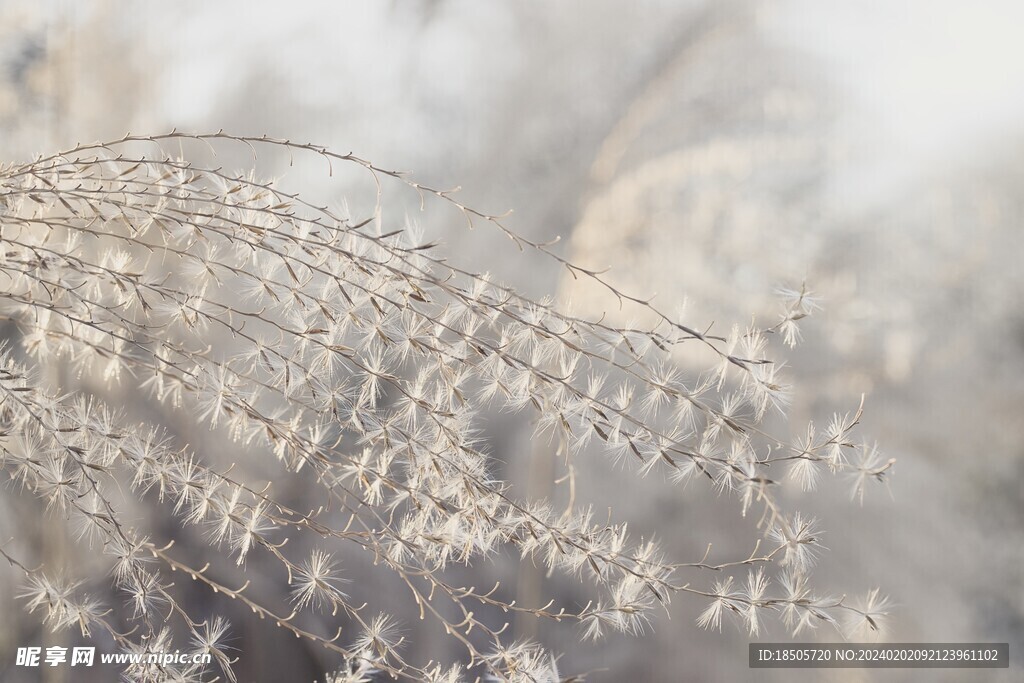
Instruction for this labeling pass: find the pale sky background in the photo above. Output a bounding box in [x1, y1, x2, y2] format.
[766, 0, 1024, 205]
[21, 0, 1024, 208]
[115, 0, 1024, 222]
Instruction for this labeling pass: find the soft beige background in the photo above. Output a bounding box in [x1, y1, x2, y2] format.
[1, 1, 1021, 681]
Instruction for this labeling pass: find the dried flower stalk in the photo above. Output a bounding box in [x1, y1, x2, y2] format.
[0, 133, 892, 682]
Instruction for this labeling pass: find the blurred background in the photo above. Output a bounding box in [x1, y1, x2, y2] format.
[0, 1, 1022, 681]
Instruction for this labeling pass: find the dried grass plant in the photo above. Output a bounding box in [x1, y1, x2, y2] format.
[0, 132, 893, 682]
